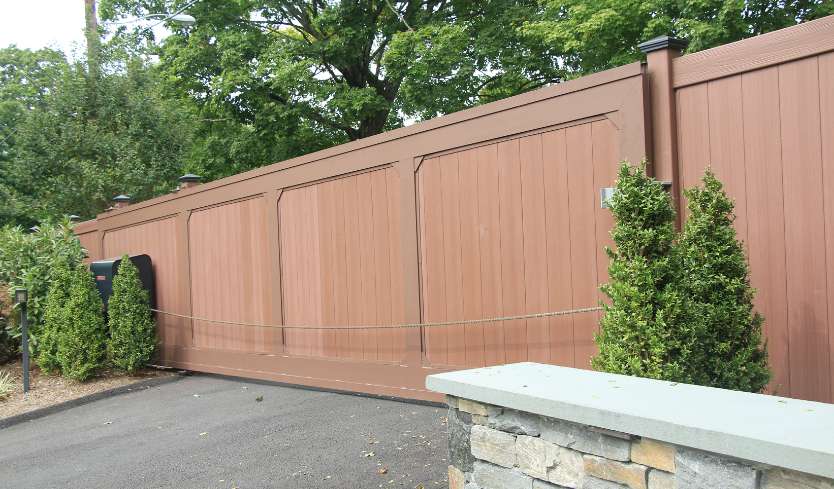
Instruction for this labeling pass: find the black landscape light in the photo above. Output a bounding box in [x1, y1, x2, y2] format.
[14, 288, 30, 394]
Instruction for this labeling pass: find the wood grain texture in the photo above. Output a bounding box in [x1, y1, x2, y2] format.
[278, 168, 405, 361]
[707, 75, 749, 244]
[565, 124, 598, 369]
[675, 52, 834, 402]
[741, 66, 790, 396]
[820, 52, 834, 402]
[542, 130, 576, 367]
[520, 134, 550, 363]
[779, 57, 830, 402]
[417, 123, 621, 368]
[189, 199, 271, 353]
[476, 144, 506, 366]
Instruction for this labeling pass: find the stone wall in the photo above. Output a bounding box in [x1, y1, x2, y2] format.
[445, 396, 834, 489]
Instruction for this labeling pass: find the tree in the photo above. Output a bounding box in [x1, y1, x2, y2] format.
[676, 170, 769, 392]
[522, 0, 833, 77]
[593, 163, 688, 379]
[39, 264, 74, 373]
[99, 0, 553, 179]
[56, 264, 107, 381]
[108, 255, 156, 373]
[0, 45, 193, 226]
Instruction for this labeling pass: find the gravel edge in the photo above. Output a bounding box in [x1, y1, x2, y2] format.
[0, 373, 185, 430]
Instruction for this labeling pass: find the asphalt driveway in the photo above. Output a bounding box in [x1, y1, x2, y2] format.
[0, 374, 448, 489]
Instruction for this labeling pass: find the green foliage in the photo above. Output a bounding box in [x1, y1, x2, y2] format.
[522, 0, 833, 77]
[593, 163, 688, 379]
[107, 255, 156, 373]
[56, 265, 106, 381]
[0, 370, 14, 399]
[38, 265, 74, 373]
[595, 164, 770, 393]
[676, 170, 770, 392]
[0, 220, 86, 357]
[99, 0, 550, 181]
[0, 45, 193, 226]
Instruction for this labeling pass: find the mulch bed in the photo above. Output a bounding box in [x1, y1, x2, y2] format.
[0, 360, 175, 419]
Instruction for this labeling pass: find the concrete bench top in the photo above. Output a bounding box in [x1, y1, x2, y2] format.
[426, 362, 834, 479]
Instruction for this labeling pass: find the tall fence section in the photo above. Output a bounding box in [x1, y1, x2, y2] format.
[75, 16, 834, 403]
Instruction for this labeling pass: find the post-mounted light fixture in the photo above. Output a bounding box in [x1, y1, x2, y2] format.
[14, 288, 30, 394]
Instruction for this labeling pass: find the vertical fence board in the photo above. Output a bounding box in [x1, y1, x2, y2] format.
[386, 168, 407, 361]
[520, 134, 551, 363]
[542, 129, 576, 367]
[565, 124, 598, 369]
[458, 148, 486, 367]
[439, 153, 466, 366]
[741, 66, 790, 396]
[419, 157, 447, 365]
[497, 138, 528, 363]
[676, 84, 711, 212]
[591, 120, 618, 338]
[356, 173, 378, 360]
[707, 76, 749, 243]
[778, 57, 831, 402]
[819, 52, 834, 402]
[317, 181, 337, 357]
[476, 145, 506, 366]
[371, 170, 394, 362]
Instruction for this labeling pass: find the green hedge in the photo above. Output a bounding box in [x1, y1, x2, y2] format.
[56, 265, 106, 381]
[595, 163, 769, 392]
[107, 255, 156, 373]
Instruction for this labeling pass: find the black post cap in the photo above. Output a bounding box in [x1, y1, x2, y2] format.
[638, 36, 689, 54]
[112, 194, 132, 203]
[178, 173, 203, 183]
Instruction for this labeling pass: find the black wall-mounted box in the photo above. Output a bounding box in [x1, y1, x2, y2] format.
[90, 254, 156, 310]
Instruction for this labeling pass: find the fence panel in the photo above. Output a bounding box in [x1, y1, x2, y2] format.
[417, 120, 620, 369]
[278, 167, 406, 361]
[75, 62, 648, 401]
[102, 218, 187, 351]
[673, 16, 834, 402]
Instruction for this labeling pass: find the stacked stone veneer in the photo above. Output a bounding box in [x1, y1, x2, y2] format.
[446, 396, 834, 489]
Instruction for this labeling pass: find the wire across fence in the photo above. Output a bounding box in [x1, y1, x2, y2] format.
[150, 305, 604, 331]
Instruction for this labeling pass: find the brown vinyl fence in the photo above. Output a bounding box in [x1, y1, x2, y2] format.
[76, 16, 834, 403]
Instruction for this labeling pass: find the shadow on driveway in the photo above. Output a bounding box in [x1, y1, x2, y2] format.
[0, 374, 449, 489]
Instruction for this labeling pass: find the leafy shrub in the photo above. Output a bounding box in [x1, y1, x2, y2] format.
[38, 265, 73, 373]
[593, 162, 688, 379]
[56, 265, 106, 381]
[595, 164, 770, 393]
[0, 370, 14, 399]
[0, 292, 18, 364]
[676, 170, 770, 392]
[107, 256, 156, 373]
[0, 219, 85, 357]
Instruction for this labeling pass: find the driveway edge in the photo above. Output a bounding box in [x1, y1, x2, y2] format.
[0, 373, 185, 430]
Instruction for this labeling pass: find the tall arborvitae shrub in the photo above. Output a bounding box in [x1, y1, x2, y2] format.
[107, 256, 156, 373]
[593, 163, 688, 379]
[677, 170, 770, 392]
[38, 264, 73, 373]
[57, 265, 106, 381]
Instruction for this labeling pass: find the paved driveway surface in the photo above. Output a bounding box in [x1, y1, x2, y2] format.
[0, 374, 448, 489]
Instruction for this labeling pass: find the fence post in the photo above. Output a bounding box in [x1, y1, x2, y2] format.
[395, 156, 424, 367]
[639, 36, 688, 226]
